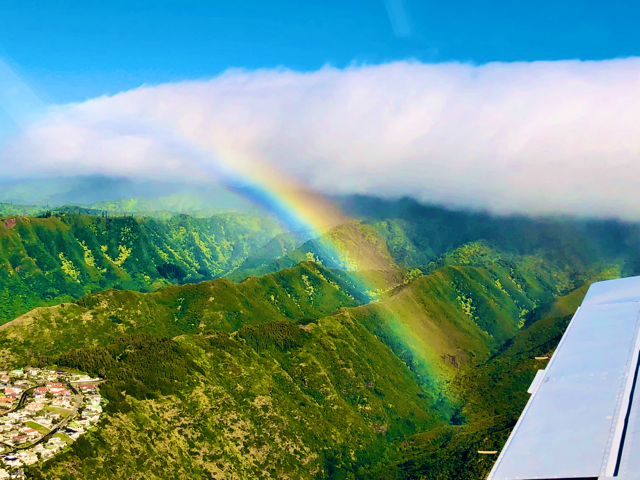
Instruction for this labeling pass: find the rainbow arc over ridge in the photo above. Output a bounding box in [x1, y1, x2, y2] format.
[211, 150, 447, 404]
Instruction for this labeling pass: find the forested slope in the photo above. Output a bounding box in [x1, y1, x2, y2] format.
[0, 262, 362, 363]
[0, 212, 282, 324]
[0, 195, 637, 479]
[25, 320, 443, 479]
[363, 286, 591, 479]
[0, 240, 618, 479]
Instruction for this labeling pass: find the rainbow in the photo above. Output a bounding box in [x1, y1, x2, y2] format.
[214, 154, 451, 411]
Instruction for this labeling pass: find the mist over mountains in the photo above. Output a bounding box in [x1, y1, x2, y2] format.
[1, 2, 638, 477]
[0, 176, 255, 213]
[4, 59, 640, 219]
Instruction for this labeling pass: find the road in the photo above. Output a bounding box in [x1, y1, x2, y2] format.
[0, 385, 38, 418]
[1, 382, 85, 455]
[0, 384, 40, 452]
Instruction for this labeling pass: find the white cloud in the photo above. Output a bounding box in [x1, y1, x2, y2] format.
[3, 59, 640, 219]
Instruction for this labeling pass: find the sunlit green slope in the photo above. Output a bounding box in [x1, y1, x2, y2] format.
[0, 242, 621, 479]
[229, 221, 400, 281]
[24, 320, 441, 480]
[0, 212, 283, 325]
[362, 285, 592, 479]
[0, 262, 361, 363]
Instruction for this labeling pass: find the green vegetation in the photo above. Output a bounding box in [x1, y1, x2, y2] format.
[364, 288, 587, 479]
[229, 221, 398, 281]
[0, 240, 618, 479]
[338, 195, 640, 277]
[0, 212, 283, 325]
[27, 322, 442, 479]
[25, 421, 51, 435]
[1, 194, 638, 479]
[53, 433, 73, 445]
[0, 262, 361, 362]
[0, 203, 45, 217]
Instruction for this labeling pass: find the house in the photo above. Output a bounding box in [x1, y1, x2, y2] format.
[3, 388, 20, 396]
[86, 414, 100, 423]
[10, 435, 28, 444]
[39, 449, 54, 459]
[47, 437, 65, 447]
[52, 398, 70, 407]
[0, 468, 9, 479]
[24, 402, 44, 411]
[16, 453, 36, 466]
[32, 416, 51, 427]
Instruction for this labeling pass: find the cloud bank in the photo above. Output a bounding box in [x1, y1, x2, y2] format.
[3, 59, 640, 219]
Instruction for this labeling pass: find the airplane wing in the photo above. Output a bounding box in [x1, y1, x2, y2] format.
[488, 276, 640, 480]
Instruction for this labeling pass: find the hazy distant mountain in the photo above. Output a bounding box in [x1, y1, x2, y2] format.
[0, 175, 255, 212]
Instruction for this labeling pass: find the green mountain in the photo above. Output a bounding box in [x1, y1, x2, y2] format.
[0, 262, 362, 363]
[0, 238, 619, 479]
[0, 203, 45, 217]
[229, 221, 401, 282]
[365, 286, 590, 479]
[231, 199, 640, 290]
[0, 176, 253, 212]
[1, 194, 639, 479]
[338, 195, 640, 275]
[0, 212, 283, 325]
[228, 230, 315, 279]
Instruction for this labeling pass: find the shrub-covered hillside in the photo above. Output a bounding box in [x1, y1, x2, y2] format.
[0, 238, 622, 479]
[0, 262, 363, 363]
[0, 212, 283, 325]
[229, 221, 400, 281]
[1, 194, 638, 479]
[25, 320, 444, 479]
[364, 286, 591, 479]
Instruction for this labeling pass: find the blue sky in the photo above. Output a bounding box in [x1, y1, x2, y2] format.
[1, 0, 639, 103]
[3, 0, 640, 220]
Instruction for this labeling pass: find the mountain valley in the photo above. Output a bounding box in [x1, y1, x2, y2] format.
[0, 195, 638, 479]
